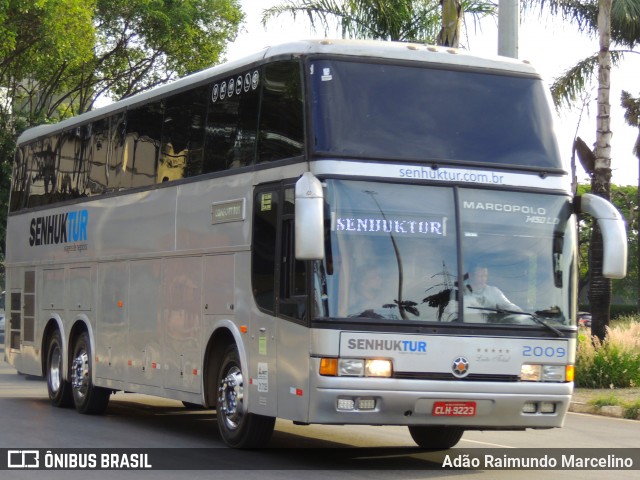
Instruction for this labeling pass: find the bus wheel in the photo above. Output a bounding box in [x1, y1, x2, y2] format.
[71, 332, 110, 415]
[408, 426, 464, 450]
[46, 330, 74, 408]
[216, 345, 275, 448]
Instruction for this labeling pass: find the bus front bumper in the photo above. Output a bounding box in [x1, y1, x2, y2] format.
[307, 376, 572, 429]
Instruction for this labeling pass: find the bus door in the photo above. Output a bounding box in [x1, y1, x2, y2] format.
[252, 184, 311, 421]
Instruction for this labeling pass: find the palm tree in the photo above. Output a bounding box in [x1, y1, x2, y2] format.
[589, 0, 614, 341]
[261, 0, 495, 45]
[529, 0, 640, 107]
[528, 0, 640, 340]
[439, 0, 463, 47]
[620, 90, 640, 314]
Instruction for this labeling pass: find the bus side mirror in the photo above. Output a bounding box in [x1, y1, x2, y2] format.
[577, 193, 627, 279]
[295, 172, 325, 260]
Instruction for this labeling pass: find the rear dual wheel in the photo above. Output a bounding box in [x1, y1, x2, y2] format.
[46, 330, 73, 408]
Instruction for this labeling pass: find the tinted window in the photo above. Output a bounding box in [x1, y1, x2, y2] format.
[310, 60, 561, 169]
[126, 102, 164, 188]
[88, 118, 109, 194]
[205, 71, 260, 172]
[23, 137, 58, 209]
[106, 112, 127, 190]
[252, 189, 278, 313]
[279, 188, 307, 321]
[163, 86, 208, 179]
[9, 146, 28, 211]
[58, 129, 89, 201]
[258, 61, 304, 162]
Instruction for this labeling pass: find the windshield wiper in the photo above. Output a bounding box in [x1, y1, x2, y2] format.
[468, 307, 565, 337]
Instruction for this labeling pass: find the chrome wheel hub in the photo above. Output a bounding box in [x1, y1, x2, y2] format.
[49, 346, 62, 393]
[71, 349, 90, 399]
[218, 367, 244, 430]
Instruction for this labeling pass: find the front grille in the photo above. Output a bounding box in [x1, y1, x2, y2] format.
[393, 372, 520, 382]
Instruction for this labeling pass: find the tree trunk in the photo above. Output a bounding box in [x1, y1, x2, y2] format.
[589, 0, 613, 341]
[438, 0, 462, 47]
[636, 136, 640, 314]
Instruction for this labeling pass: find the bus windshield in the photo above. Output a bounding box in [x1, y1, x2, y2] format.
[314, 180, 576, 327]
[309, 59, 562, 170]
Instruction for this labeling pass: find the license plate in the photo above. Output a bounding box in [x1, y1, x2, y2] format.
[432, 401, 476, 416]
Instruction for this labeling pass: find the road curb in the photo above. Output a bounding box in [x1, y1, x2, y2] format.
[569, 401, 638, 420]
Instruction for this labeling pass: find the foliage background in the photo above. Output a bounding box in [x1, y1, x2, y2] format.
[0, 0, 245, 289]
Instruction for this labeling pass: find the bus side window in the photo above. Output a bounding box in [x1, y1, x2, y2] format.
[204, 73, 259, 173]
[89, 118, 109, 195]
[258, 60, 304, 163]
[161, 87, 208, 181]
[277, 188, 307, 321]
[127, 101, 164, 188]
[107, 112, 127, 189]
[9, 146, 28, 212]
[252, 189, 279, 313]
[58, 130, 80, 201]
[26, 138, 58, 209]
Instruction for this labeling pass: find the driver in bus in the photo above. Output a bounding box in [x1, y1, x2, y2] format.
[441, 264, 521, 323]
[463, 265, 522, 322]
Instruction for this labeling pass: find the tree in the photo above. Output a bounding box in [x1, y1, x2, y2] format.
[528, 0, 640, 340]
[0, 0, 244, 276]
[439, 0, 463, 47]
[1, 1, 244, 120]
[261, 0, 494, 45]
[0, 0, 96, 276]
[526, 0, 640, 108]
[586, 0, 614, 342]
[0, 1, 96, 122]
[577, 183, 638, 307]
[620, 90, 640, 313]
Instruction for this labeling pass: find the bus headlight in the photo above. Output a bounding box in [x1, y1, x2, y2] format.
[339, 358, 365, 376]
[320, 358, 393, 377]
[520, 364, 571, 382]
[365, 359, 393, 377]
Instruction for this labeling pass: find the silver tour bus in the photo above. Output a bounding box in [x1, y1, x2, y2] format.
[4, 40, 627, 448]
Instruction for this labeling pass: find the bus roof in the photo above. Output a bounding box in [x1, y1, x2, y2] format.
[17, 39, 540, 145]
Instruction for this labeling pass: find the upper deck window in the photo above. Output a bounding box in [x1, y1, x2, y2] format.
[309, 59, 562, 170]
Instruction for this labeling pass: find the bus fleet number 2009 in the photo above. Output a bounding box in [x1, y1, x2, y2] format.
[522, 346, 566, 358]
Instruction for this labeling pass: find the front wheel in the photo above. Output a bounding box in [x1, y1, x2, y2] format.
[46, 330, 74, 408]
[71, 332, 110, 414]
[408, 426, 464, 450]
[216, 345, 275, 448]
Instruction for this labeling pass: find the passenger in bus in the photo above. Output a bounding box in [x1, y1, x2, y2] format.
[348, 265, 394, 319]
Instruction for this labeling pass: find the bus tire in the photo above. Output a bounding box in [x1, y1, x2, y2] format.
[408, 426, 464, 450]
[216, 345, 275, 448]
[46, 330, 74, 408]
[71, 331, 110, 415]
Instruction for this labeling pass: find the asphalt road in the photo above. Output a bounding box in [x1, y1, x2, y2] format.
[1, 335, 638, 480]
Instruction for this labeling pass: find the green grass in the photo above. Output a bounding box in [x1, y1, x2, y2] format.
[589, 394, 621, 408]
[575, 316, 640, 389]
[624, 400, 640, 420]
[587, 394, 640, 419]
